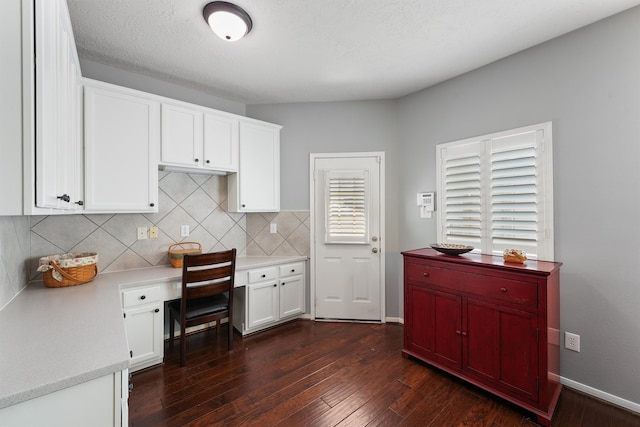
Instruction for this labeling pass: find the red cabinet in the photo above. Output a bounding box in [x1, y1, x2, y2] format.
[402, 248, 562, 426]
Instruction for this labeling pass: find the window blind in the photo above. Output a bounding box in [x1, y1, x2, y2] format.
[324, 170, 369, 244]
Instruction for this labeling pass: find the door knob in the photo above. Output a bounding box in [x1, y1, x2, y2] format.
[372, 248, 379, 253]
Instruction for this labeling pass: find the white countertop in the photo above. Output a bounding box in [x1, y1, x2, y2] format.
[0, 255, 307, 409]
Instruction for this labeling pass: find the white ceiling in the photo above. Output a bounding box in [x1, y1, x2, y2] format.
[67, 0, 640, 105]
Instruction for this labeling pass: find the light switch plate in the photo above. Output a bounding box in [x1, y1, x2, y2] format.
[180, 225, 190, 237]
[149, 226, 158, 239]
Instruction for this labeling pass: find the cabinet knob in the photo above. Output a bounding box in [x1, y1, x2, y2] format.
[57, 194, 70, 203]
[500, 287, 508, 293]
[423, 272, 430, 277]
[150, 203, 155, 207]
[242, 204, 246, 208]
[291, 269, 295, 273]
[140, 295, 146, 300]
[75, 200, 84, 206]
[273, 284, 277, 287]
[282, 282, 285, 286]
[195, 158, 200, 163]
[206, 160, 211, 164]
[461, 331, 468, 336]
[456, 330, 461, 335]
[262, 274, 266, 278]
[154, 308, 160, 313]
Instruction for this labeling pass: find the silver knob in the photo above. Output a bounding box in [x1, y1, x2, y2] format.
[372, 236, 378, 242]
[372, 248, 379, 253]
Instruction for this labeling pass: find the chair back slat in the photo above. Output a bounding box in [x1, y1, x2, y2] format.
[185, 281, 232, 299]
[184, 264, 233, 285]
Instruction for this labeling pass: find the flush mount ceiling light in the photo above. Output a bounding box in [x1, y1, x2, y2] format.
[203, 2, 252, 42]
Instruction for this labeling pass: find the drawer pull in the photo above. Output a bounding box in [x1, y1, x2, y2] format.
[262, 274, 266, 278]
[461, 331, 468, 336]
[291, 269, 295, 273]
[154, 308, 160, 313]
[500, 287, 508, 293]
[423, 272, 430, 277]
[455, 330, 461, 335]
[140, 295, 146, 300]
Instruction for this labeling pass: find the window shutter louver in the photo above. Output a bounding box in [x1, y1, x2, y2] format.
[325, 170, 369, 244]
[441, 143, 484, 247]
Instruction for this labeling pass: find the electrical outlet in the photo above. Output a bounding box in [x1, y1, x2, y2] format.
[565, 332, 580, 352]
[180, 225, 190, 237]
[270, 223, 277, 234]
[149, 226, 158, 239]
[137, 227, 148, 240]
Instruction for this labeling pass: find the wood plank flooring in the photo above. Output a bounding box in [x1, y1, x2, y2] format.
[129, 320, 640, 427]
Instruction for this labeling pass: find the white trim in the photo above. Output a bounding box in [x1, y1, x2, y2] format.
[560, 376, 640, 415]
[310, 152, 386, 322]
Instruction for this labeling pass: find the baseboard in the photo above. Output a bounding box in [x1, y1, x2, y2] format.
[385, 316, 404, 324]
[561, 376, 640, 415]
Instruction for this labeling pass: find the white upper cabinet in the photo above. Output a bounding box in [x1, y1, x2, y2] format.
[34, 0, 84, 211]
[161, 101, 239, 173]
[0, 0, 24, 215]
[83, 80, 160, 213]
[228, 120, 281, 212]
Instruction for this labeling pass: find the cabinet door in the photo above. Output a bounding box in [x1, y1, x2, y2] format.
[247, 280, 279, 329]
[34, 0, 83, 210]
[84, 83, 159, 212]
[161, 103, 203, 168]
[279, 275, 304, 318]
[405, 284, 462, 370]
[229, 120, 280, 212]
[203, 112, 238, 172]
[463, 298, 538, 401]
[123, 303, 163, 371]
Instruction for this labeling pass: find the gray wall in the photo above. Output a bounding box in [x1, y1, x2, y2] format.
[246, 101, 403, 320]
[249, 7, 640, 406]
[80, 59, 246, 116]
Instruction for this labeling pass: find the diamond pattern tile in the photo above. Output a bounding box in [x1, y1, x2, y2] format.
[160, 172, 198, 204]
[32, 215, 98, 252]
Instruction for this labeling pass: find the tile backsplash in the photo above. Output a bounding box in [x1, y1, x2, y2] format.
[28, 171, 309, 279]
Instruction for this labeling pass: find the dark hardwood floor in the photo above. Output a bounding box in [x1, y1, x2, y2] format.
[129, 320, 640, 427]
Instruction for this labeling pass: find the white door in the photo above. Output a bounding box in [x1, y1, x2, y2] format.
[311, 153, 385, 321]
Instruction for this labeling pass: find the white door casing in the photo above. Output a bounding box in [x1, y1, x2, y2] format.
[310, 153, 385, 321]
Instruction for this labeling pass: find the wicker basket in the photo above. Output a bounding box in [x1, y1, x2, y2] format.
[168, 242, 202, 268]
[39, 253, 99, 288]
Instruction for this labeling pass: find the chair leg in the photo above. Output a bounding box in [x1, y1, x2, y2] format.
[228, 318, 233, 351]
[169, 309, 175, 350]
[180, 322, 186, 367]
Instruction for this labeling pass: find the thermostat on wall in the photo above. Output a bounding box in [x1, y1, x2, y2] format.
[417, 192, 435, 218]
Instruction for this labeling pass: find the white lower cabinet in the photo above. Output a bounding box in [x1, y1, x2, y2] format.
[122, 285, 164, 372]
[0, 370, 128, 427]
[234, 261, 305, 335]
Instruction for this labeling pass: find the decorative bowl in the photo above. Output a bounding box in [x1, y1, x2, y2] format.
[430, 243, 474, 256]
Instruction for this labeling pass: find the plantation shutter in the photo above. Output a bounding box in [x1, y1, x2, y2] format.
[490, 131, 541, 255]
[440, 141, 484, 247]
[324, 170, 369, 244]
[437, 123, 553, 260]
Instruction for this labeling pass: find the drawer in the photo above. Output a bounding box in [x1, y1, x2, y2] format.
[122, 286, 162, 307]
[248, 266, 277, 283]
[279, 262, 304, 278]
[406, 262, 537, 308]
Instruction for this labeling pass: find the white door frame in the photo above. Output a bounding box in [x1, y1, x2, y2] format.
[309, 152, 386, 321]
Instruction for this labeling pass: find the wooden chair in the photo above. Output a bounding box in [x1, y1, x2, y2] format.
[168, 248, 236, 367]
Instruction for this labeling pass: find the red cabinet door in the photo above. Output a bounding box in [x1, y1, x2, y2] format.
[463, 298, 538, 401]
[405, 284, 462, 370]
